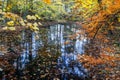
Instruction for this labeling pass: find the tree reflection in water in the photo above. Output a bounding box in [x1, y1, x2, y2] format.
[0, 23, 89, 80]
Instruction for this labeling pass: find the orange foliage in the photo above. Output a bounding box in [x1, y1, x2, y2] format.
[81, 0, 120, 39]
[77, 1, 120, 79]
[77, 53, 118, 68]
[103, 38, 109, 43]
[43, 0, 51, 4]
[102, 47, 114, 53]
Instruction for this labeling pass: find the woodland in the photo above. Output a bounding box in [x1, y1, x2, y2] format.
[0, 0, 120, 80]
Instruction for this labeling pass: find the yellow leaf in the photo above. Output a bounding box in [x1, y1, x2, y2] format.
[8, 27, 15, 31]
[31, 16, 37, 20]
[38, 22, 42, 26]
[117, 13, 120, 22]
[30, 25, 39, 31]
[33, 22, 38, 27]
[35, 14, 41, 19]
[32, 26, 39, 31]
[4, 12, 12, 18]
[26, 15, 37, 20]
[7, 21, 14, 26]
[26, 15, 32, 20]
[19, 20, 26, 26]
[118, 18, 120, 22]
[26, 22, 32, 28]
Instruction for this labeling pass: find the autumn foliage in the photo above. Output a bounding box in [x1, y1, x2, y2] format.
[0, 0, 120, 79]
[43, 0, 51, 4]
[74, 0, 120, 79]
[81, 0, 120, 39]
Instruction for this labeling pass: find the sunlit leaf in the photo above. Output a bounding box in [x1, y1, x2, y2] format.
[31, 15, 37, 20]
[8, 27, 16, 31]
[38, 22, 42, 26]
[33, 22, 38, 27]
[7, 21, 14, 26]
[19, 20, 26, 26]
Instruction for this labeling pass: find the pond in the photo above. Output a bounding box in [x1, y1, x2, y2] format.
[0, 23, 89, 80]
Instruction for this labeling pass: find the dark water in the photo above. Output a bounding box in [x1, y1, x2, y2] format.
[0, 23, 88, 80]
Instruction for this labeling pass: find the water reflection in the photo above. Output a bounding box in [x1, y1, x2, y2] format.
[48, 24, 88, 79]
[0, 23, 88, 79]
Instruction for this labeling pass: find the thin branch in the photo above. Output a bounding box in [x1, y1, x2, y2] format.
[92, 24, 102, 40]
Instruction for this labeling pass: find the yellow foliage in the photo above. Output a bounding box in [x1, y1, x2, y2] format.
[30, 25, 39, 31]
[118, 18, 120, 22]
[26, 15, 32, 20]
[3, 12, 21, 22]
[7, 21, 14, 27]
[4, 12, 13, 19]
[6, 4, 12, 11]
[26, 15, 37, 20]
[27, 22, 39, 31]
[74, 0, 99, 18]
[35, 14, 41, 19]
[33, 22, 38, 27]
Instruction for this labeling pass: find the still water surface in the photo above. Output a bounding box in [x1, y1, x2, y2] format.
[1, 23, 88, 79]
